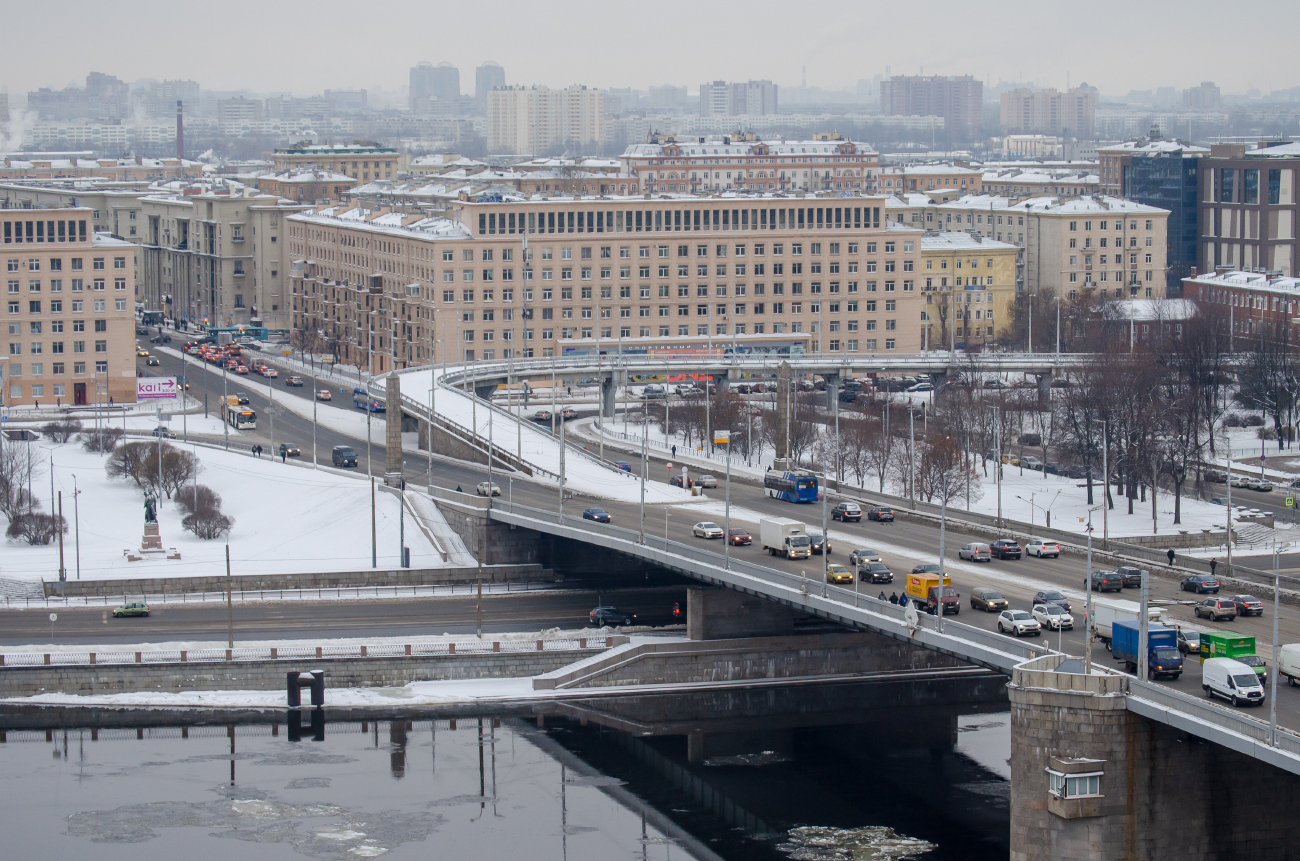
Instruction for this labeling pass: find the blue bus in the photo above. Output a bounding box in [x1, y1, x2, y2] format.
[764, 468, 819, 503]
[353, 387, 385, 412]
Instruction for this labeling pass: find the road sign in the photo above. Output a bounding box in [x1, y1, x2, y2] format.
[713, 430, 730, 445]
[49, 613, 57, 622]
[666, 462, 673, 470]
[1287, 497, 1295, 509]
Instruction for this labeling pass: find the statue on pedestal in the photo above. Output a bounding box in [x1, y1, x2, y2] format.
[144, 492, 157, 525]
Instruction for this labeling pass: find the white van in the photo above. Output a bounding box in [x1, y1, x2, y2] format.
[1202, 657, 1266, 707]
[1279, 643, 1300, 687]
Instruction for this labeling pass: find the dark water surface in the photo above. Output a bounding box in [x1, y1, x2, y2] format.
[1, 685, 1010, 859]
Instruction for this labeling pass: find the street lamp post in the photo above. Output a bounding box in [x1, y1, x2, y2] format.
[71, 474, 81, 580]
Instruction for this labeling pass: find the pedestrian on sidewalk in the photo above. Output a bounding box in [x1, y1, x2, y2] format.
[251, 443, 257, 456]
[672, 444, 677, 457]
[889, 592, 899, 604]
[1209, 557, 1218, 576]
[1166, 547, 1176, 567]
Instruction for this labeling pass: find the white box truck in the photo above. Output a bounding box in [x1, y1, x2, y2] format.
[1090, 596, 1167, 648]
[761, 517, 811, 559]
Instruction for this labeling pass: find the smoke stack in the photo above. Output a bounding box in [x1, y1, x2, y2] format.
[176, 100, 184, 160]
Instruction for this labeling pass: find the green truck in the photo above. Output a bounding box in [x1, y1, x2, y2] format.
[1200, 632, 1266, 678]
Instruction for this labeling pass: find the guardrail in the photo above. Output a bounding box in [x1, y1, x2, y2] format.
[485, 497, 1045, 674]
[0, 636, 613, 668]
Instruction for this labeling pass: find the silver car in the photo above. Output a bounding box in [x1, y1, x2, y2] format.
[692, 521, 724, 539]
[998, 609, 1042, 637]
[959, 542, 991, 562]
[849, 548, 882, 566]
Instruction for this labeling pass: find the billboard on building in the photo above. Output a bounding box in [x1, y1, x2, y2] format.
[137, 378, 179, 400]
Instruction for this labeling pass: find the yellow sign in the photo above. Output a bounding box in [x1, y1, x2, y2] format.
[713, 430, 731, 445]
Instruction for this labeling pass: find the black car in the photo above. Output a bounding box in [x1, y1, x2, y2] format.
[1180, 574, 1220, 594]
[1089, 570, 1123, 592]
[970, 587, 1009, 612]
[1114, 566, 1146, 588]
[867, 506, 895, 522]
[860, 562, 894, 583]
[1032, 590, 1072, 614]
[990, 539, 1022, 560]
[911, 563, 941, 574]
[1228, 594, 1265, 616]
[582, 507, 612, 523]
[149, 334, 172, 344]
[236, 392, 251, 405]
[808, 532, 830, 555]
[831, 502, 862, 522]
[588, 606, 636, 627]
[331, 445, 358, 468]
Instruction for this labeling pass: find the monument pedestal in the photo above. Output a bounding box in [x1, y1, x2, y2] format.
[141, 522, 163, 551]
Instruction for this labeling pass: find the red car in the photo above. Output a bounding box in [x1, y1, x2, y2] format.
[727, 528, 752, 546]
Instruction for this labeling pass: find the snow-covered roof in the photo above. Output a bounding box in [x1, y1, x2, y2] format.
[290, 205, 472, 240]
[1009, 195, 1167, 215]
[258, 168, 354, 183]
[982, 169, 1099, 184]
[884, 193, 936, 208]
[903, 164, 981, 175]
[1185, 269, 1300, 295]
[1244, 142, 1300, 158]
[624, 139, 875, 158]
[933, 194, 1018, 210]
[920, 232, 1017, 252]
[1096, 140, 1210, 156]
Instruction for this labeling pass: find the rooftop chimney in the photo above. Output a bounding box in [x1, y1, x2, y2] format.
[176, 100, 184, 161]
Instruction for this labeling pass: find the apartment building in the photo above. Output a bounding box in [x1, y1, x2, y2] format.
[2, 207, 137, 407]
[486, 86, 607, 155]
[1181, 268, 1300, 338]
[287, 193, 926, 373]
[0, 156, 198, 182]
[978, 168, 1099, 200]
[887, 193, 1169, 300]
[1198, 142, 1300, 277]
[698, 80, 778, 116]
[139, 182, 309, 329]
[254, 168, 357, 204]
[621, 135, 881, 194]
[999, 87, 1097, 138]
[880, 75, 983, 138]
[919, 232, 1018, 348]
[272, 143, 407, 182]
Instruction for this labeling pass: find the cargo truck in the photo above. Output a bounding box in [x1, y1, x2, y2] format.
[760, 517, 811, 559]
[1090, 597, 1167, 647]
[906, 572, 960, 615]
[1199, 632, 1266, 679]
[1112, 621, 1183, 678]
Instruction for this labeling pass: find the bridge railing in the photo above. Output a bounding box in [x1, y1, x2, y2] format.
[1129, 678, 1300, 759]
[489, 497, 1048, 670]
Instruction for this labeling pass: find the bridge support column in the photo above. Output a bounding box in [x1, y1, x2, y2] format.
[599, 374, 617, 424]
[473, 383, 496, 403]
[687, 728, 793, 764]
[384, 373, 403, 486]
[773, 361, 793, 470]
[687, 586, 794, 640]
[1009, 656, 1300, 861]
[824, 373, 840, 411]
[1035, 373, 1052, 410]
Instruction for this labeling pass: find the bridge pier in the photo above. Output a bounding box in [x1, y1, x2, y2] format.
[1035, 372, 1052, 410]
[384, 373, 403, 485]
[687, 728, 793, 764]
[1009, 656, 1300, 861]
[473, 383, 496, 403]
[599, 373, 617, 423]
[687, 586, 795, 640]
[823, 373, 840, 411]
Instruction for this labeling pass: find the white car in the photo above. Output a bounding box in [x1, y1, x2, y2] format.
[998, 609, 1042, 637]
[1031, 603, 1074, 630]
[696, 475, 719, 488]
[1025, 537, 1061, 558]
[692, 521, 724, 539]
[476, 482, 502, 497]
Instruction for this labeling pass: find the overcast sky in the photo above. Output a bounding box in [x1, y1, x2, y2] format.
[2, 0, 1296, 99]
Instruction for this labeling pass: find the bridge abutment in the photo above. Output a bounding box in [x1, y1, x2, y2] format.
[686, 586, 795, 640]
[1009, 656, 1300, 861]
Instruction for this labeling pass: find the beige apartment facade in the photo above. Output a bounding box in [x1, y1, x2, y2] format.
[272, 144, 408, 182]
[287, 194, 927, 374]
[140, 188, 309, 330]
[3, 207, 137, 407]
[486, 86, 607, 156]
[621, 135, 881, 194]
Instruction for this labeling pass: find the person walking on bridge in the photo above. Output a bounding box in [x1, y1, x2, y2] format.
[1166, 547, 1176, 567]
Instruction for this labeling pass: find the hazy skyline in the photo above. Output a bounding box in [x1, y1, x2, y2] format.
[2, 0, 1298, 99]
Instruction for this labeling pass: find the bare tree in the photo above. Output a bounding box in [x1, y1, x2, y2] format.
[80, 426, 124, 453]
[177, 485, 233, 540]
[40, 419, 83, 443]
[106, 442, 157, 488]
[0, 435, 40, 519]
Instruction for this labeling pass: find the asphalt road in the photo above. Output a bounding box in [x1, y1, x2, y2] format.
[0, 586, 686, 646]
[133, 345, 1300, 726]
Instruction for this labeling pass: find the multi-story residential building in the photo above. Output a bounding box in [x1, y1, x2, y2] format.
[409, 61, 461, 113]
[621, 135, 880, 194]
[287, 194, 925, 373]
[2, 206, 137, 407]
[978, 168, 1099, 200]
[486, 86, 607, 155]
[0, 156, 198, 182]
[880, 75, 983, 138]
[254, 168, 357, 204]
[887, 193, 1170, 300]
[475, 62, 506, 110]
[216, 97, 262, 125]
[1182, 82, 1221, 111]
[896, 164, 984, 194]
[698, 80, 778, 116]
[1002, 135, 1063, 159]
[1198, 142, 1300, 277]
[919, 232, 1018, 349]
[1000, 87, 1097, 138]
[271, 143, 407, 182]
[1181, 269, 1300, 339]
[138, 181, 309, 329]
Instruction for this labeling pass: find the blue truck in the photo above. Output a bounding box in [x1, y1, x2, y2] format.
[1112, 621, 1183, 679]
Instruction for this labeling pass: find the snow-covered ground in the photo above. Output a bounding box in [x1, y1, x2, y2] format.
[393, 367, 692, 504]
[1, 439, 448, 581]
